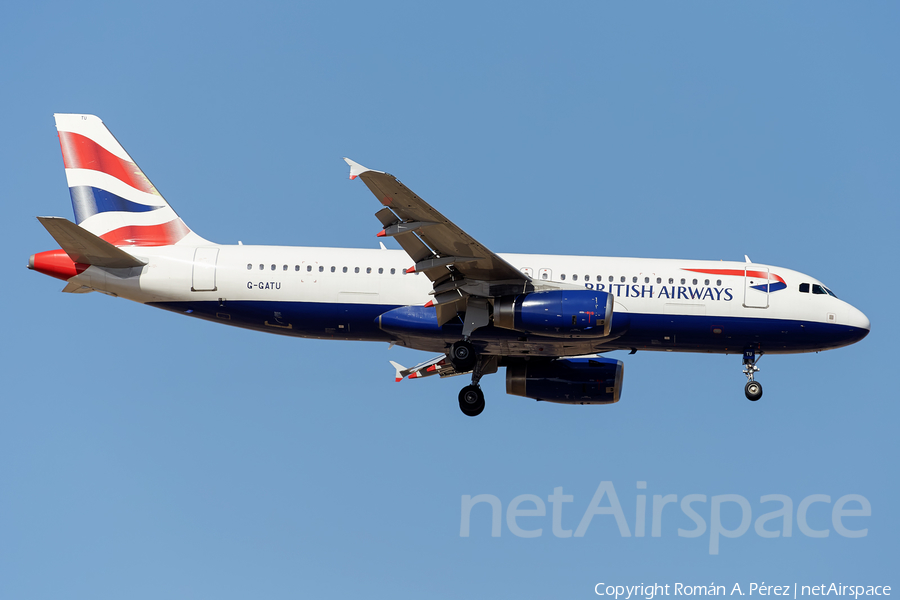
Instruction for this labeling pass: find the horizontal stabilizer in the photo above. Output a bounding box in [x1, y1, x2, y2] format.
[61, 282, 93, 293]
[37, 216, 146, 268]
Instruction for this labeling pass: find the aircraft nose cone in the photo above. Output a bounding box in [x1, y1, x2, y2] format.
[844, 305, 870, 345]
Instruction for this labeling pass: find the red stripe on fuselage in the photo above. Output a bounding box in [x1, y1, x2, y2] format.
[58, 131, 158, 195]
[100, 219, 190, 247]
[683, 267, 785, 284]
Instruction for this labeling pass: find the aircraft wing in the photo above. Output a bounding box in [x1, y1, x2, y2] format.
[389, 354, 498, 381]
[345, 158, 536, 328]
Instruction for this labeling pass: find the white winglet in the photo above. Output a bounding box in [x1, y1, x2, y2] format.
[343, 157, 383, 180]
[389, 361, 406, 383]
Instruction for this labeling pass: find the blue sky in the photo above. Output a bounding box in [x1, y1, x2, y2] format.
[2, 1, 898, 598]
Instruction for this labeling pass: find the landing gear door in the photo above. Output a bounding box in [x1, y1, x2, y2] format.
[743, 266, 769, 309]
[192, 247, 219, 292]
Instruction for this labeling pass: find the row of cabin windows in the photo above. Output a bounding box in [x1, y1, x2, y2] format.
[243, 263, 723, 288]
[555, 273, 722, 287]
[799, 282, 838, 298]
[246, 263, 421, 276]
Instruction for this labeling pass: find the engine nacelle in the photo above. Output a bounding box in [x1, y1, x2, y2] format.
[506, 357, 624, 404]
[494, 290, 613, 338]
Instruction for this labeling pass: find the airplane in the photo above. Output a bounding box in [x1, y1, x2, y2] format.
[28, 114, 870, 416]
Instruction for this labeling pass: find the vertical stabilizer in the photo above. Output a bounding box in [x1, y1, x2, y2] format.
[54, 114, 207, 247]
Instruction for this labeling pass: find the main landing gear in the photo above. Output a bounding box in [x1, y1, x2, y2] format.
[742, 348, 763, 401]
[459, 384, 485, 417]
[451, 340, 486, 417]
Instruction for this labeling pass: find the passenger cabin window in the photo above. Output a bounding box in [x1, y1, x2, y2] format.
[717, 279, 722, 286]
[645, 277, 650, 283]
[330, 266, 336, 272]
[656, 277, 661, 284]
[609, 276, 614, 282]
[692, 279, 698, 285]
[633, 277, 638, 283]
[283, 265, 288, 271]
[668, 278, 674, 284]
[366, 267, 371, 274]
[620, 276, 625, 282]
[704, 279, 709, 285]
[560, 274, 566, 280]
[319, 266, 324, 272]
[680, 278, 685, 284]
[391, 268, 396, 274]
[354, 267, 360, 273]
[378, 267, 383, 274]
[295, 265, 300, 271]
[800, 283, 810, 293]
[247, 264, 252, 270]
[572, 274, 578, 281]
[306, 265, 312, 272]
[271, 264, 276, 271]
[259, 264, 264, 270]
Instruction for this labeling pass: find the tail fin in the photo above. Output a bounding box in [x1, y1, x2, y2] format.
[54, 114, 206, 247]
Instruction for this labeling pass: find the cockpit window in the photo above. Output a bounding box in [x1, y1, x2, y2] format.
[799, 283, 809, 293]
[811, 284, 835, 296]
[824, 286, 838, 298]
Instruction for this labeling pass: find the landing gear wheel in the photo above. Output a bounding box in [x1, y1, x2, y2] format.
[745, 381, 763, 401]
[458, 385, 485, 417]
[449, 341, 478, 372]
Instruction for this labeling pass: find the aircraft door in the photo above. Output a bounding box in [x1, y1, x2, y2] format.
[538, 268, 552, 281]
[743, 266, 769, 309]
[192, 247, 219, 292]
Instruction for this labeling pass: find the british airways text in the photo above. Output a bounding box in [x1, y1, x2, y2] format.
[584, 283, 735, 301]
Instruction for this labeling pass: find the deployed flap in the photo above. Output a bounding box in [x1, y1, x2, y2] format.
[37, 216, 146, 268]
[344, 158, 527, 284]
[390, 354, 465, 380]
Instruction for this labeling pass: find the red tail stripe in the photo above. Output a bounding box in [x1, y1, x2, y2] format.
[100, 219, 190, 247]
[58, 131, 158, 196]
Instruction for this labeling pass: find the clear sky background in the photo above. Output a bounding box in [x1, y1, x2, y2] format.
[1, 2, 898, 598]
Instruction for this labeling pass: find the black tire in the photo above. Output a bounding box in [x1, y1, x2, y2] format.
[449, 341, 477, 372]
[744, 381, 763, 401]
[458, 385, 485, 417]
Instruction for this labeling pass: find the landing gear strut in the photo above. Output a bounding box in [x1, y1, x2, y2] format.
[742, 348, 763, 401]
[457, 350, 488, 417]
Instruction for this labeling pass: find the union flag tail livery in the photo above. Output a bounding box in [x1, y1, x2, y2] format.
[29, 114, 870, 416]
[54, 114, 203, 247]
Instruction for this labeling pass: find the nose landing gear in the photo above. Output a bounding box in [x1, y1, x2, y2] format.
[742, 348, 763, 401]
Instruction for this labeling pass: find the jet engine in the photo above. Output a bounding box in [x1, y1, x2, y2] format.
[494, 290, 613, 338]
[506, 357, 624, 404]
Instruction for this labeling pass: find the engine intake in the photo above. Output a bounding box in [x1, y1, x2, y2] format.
[494, 290, 613, 338]
[506, 357, 624, 404]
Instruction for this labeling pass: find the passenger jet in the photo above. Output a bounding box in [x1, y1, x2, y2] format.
[28, 114, 870, 416]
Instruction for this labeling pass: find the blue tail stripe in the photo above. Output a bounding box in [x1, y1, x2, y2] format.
[69, 185, 162, 224]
